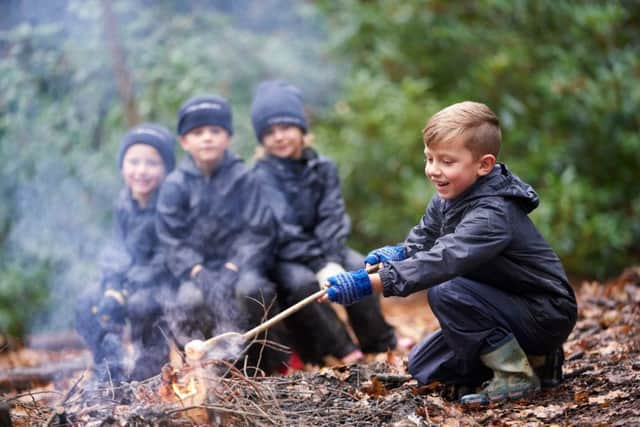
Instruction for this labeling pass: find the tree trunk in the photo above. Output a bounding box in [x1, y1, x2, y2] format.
[100, 0, 140, 127]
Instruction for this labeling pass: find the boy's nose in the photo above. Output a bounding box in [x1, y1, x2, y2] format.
[134, 163, 149, 174]
[272, 128, 285, 140]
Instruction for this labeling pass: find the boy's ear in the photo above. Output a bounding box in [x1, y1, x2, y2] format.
[179, 135, 188, 149]
[477, 154, 496, 176]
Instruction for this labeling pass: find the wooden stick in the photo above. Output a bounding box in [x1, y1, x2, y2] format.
[239, 263, 381, 342]
[185, 263, 381, 359]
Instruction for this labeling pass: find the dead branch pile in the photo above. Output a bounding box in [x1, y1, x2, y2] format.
[5, 360, 455, 426]
[2, 266, 640, 426]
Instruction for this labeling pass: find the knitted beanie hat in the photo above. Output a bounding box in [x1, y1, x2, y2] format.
[250, 80, 307, 142]
[177, 94, 233, 136]
[117, 123, 176, 172]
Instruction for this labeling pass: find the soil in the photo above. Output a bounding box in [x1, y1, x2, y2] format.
[1, 267, 639, 426]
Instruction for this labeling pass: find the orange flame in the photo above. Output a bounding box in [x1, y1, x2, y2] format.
[172, 375, 199, 400]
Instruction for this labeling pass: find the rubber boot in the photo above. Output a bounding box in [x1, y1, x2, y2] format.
[460, 336, 540, 405]
[528, 347, 564, 388]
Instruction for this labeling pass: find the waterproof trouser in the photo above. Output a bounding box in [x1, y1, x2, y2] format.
[408, 277, 575, 387]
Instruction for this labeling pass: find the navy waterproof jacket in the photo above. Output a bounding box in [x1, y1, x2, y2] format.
[156, 151, 276, 280]
[100, 189, 174, 291]
[252, 148, 350, 272]
[379, 163, 577, 310]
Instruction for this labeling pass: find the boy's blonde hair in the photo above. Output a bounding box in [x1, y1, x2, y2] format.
[252, 132, 315, 161]
[422, 101, 501, 158]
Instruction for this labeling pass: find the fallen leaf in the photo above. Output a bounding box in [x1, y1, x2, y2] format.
[574, 390, 589, 402]
[588, 390, 629, 405]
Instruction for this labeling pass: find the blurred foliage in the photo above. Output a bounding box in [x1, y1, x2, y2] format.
[0, 259, 49, 338]
[0, 0, 638, 338]
[314, 0, 640, 278]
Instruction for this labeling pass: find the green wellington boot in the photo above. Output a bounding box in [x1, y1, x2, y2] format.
[460, 337, 540, 405]
[528, 347, 564, 388]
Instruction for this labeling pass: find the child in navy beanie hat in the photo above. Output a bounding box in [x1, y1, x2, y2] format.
[250, 80, 308, 142]
[177, 94, 233, 136]
[117, 123, 176, 172]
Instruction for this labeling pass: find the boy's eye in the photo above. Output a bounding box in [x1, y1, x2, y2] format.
[263, 127, 275, 137]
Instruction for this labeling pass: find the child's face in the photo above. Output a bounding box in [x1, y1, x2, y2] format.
[261, 124, 305, 159]
[121, 144, 166, 206]
[180, 125, 230, 170]
[424, 136, 494, 200]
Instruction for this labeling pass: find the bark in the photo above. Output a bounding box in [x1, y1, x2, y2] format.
[0, 355, 91, 392]
[100, 0, 140, 127]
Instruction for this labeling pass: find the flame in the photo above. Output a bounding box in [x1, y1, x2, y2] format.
[172, 375, 199, 400]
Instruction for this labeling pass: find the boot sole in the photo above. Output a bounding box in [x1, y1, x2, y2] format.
[460, 386, 539, 406]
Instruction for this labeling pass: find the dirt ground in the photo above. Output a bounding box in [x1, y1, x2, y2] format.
[1, 267, 639, 426]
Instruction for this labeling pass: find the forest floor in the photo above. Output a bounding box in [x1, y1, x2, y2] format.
[1, 266, 639, 426]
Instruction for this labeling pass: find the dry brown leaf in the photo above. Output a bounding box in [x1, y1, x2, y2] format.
[574, 390, 589, 402]
[588, 390, 629, 405]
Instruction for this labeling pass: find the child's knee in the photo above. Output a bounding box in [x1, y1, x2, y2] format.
[235, 271, 276, 304]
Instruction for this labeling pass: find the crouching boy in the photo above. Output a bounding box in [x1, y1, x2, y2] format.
[324, 101, 577, 405]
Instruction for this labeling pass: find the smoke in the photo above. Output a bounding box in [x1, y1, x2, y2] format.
[7, 148, 117, 332]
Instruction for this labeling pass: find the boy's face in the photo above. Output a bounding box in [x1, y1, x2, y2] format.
[424, 135, 495, 200]
[121, 144, 166, 205]
[180, 125, 231, 170]
[261, 124, 305, 159]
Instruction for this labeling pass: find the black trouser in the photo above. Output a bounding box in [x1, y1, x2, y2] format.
[272, 261, 357, 363]
[127, 286, 173, 380]
[272, 248, 397, 363]
[169, 267, 289, 375]
[75, 283, 173, 380]
[408, 277, 576, 386]
[342, 248, 397, 353]
[74, 284, 126, 380]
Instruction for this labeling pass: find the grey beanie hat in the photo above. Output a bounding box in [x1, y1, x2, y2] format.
[250, 80, 308, 142]
[177, 94, 233, 136]
[117, 123, 176, 172]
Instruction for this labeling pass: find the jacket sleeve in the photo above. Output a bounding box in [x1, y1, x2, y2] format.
[380, 199, 512, 297]
[404, 197, 442, 256]
[124, 248, 172, 290]
[98, 206, 131, 290]
[229, 172, 278, 272]
[313, 161, 350, 264]
[156, 178, 204, 280]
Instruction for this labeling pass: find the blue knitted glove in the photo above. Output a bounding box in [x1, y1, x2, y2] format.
[364, 245, 406, 265]
[326, 269, 372, 306]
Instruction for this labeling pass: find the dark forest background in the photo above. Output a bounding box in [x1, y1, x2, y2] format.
[1, 0, 638, 338]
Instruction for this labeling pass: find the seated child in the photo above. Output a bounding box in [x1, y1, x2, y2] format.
[156, 94, 287, 374]
[250, 80, 398, 364]
[75, 123, 177, 382]
[324, 101, 577, 404]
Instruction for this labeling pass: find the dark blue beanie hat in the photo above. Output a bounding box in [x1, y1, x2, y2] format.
[117, 123, 176, 172]
[250, 80, 308, 142]
[177, 94, 233, 136]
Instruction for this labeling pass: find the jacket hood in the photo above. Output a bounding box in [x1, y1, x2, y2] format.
[449, 163, 539, 213]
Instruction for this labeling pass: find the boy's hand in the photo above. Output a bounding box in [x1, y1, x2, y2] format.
[95, 289, 127, 330]
[315, 262, 345, 289]
[364, 245, 406, 265]
[190, 264, 203, 279]
[326, 269, 372, 306]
